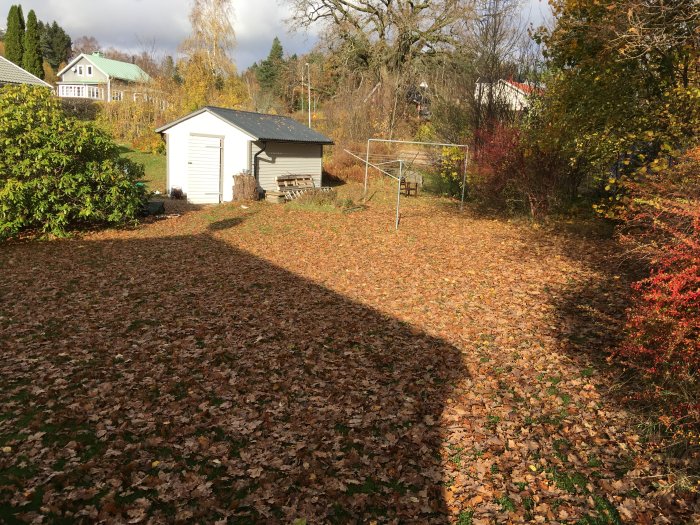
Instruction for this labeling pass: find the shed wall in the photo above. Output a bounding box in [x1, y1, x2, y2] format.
[252, 142, 323, 192]
[163, 112, 253, 202]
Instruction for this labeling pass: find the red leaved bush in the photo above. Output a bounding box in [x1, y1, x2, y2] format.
[471, 125, 524, 209]
[471, 124, 571, 217]
[618, 148, 700, 380]
[620, 231, 700, 376]
[617, 148, 700, 436]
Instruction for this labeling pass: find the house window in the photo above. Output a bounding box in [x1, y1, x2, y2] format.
[77, 65, 83, 75]
[112, 91, 123, 101]
[87, 66, 93, 76]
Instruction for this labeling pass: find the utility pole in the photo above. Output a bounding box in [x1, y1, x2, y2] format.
[300, 68, 304, 115]
[305, 62, 311, 128]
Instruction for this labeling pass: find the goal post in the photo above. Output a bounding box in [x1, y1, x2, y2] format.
[362, 138, 470, 211]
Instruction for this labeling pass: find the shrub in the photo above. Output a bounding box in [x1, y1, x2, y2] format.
[0, 85, 147, 239]
[431, 146, 465, 198]
[470, 125, 571, 218]
[323, 149, 365, 182]
[469, 126, 522, 210]
[288, 189, 339, 210]
[287, 189, 361, 213]
[618, 148, 700, 379]
[616, 147, 700, 441]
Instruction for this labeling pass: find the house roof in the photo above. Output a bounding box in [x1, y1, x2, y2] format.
[0, 56, 53, 88]
[58, 53, 151, 83]
[156, 106, 334, 145]
[503, 79, 542, 95]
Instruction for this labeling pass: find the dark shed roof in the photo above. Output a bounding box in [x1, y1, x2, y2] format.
[155, 106, 334, 145]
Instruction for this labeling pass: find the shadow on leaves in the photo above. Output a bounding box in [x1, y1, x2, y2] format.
[0, 231, 466, 523]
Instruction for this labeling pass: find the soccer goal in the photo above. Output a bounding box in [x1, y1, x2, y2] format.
[345, 138, 470, 229]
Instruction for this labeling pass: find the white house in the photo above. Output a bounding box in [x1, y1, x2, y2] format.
[56, 52, 150, 102]
[474, 79, 541, 112]
[155, 106, 334, 204]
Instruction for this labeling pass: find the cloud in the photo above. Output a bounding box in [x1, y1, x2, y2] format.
[233, 1, 318, 68]
[10, 0, 316, 69]
[6, 0, 548, 69]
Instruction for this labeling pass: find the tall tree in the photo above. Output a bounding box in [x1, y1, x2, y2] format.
[256, 37, 285, 93]
[470, 0, 527, 130]
[529, 0, 699, 211]
[22, 10, 43, 78]
[5, 5, 25, 66]
[182, 0, 237, 75]
[289, 0, 472, 72]
[161, 55, 177, 80]
[39, 21, 72, 72]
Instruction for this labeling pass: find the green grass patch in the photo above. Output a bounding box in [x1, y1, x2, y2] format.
[548, 467, 589, 494]
[119, 145, 166, 193]
[497, 495, 516, 512]
[577, 496, 623, 525]
[286, 190, 362, 214]
[457, 509, 474, 525]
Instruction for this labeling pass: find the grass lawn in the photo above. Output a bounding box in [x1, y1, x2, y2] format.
[0, 182, 695, 523]
[119, 145, 167, 194]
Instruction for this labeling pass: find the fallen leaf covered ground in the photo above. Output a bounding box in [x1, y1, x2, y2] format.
[1, 182, 697, 523]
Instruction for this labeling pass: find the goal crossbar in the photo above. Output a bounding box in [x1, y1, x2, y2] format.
[344, 149, 401, 181]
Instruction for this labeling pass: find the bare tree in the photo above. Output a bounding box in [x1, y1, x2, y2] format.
[72, 35, 100, 56]
[469, 0, 527, 130]
[102, 47, 132, 62]
[288, 0, 473, 72]
[181, 0, 237, 75]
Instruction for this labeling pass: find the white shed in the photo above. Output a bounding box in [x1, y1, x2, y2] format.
[155, 106, 334, 204]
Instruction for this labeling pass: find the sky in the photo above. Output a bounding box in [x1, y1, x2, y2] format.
[1, 0, 552, 70]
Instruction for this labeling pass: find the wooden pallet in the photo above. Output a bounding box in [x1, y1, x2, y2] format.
[273, 175, 331, 201]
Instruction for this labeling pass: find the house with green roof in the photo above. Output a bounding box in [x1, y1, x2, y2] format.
[56, 52, 151, 102]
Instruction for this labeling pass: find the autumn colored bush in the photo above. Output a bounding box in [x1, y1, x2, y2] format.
[323, 148, 366, 183]
[0, 85, 147, 239]
[470, 125, 569, 217]
[470, 125, 522, 210]
[429, 146, 466, 198]
[617, 147, 700, 438]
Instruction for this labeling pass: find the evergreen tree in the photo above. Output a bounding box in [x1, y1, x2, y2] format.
[39, 21, 72, 72]
[256, 37, 285, 94]
[22, 10, 43, 78]
[161, 55, 177, 80]
[5, 5, 25, 66]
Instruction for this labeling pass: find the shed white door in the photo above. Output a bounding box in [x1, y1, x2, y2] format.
[187, 135, 222, 204]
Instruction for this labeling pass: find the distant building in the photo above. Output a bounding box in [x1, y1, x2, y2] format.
[56, 52, 151, 102]
[0, 55, 53, 89]
[474, 79, 542, 112]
